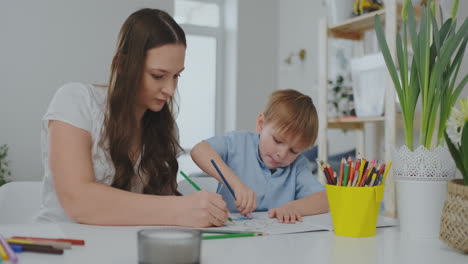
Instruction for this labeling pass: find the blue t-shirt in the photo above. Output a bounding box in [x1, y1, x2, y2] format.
[205, 131, 325, 213]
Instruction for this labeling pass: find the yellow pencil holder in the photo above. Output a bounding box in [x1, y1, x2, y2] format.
[325, 184, 385, 237]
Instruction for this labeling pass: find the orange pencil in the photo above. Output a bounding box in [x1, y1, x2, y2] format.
[11, 236, 85, 246]
[338, 158, 345, 186]
[348, 164, 354, 186]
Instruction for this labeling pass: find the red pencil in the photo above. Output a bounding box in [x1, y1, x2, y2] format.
[359, 168, 370, 187]
[11, 236, 85, 246]
[326, 165, 335, 185]
[321, 165, 332, 184]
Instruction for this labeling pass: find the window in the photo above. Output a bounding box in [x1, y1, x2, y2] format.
[175, 0, 225, 176]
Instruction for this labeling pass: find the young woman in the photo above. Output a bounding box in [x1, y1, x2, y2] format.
[36, 8, 228, 227]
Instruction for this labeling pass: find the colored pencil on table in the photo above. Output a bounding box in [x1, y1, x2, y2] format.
[7, 238, 71, 250]
[202, 232, 264, 240]
[0, 242, 8, 261]
[180, 170, 233, 223]
[11, 236, 85, 246]
[0, 235, 17, 264]
[8, 243, 63, 255]
[200, 230, 262, 234]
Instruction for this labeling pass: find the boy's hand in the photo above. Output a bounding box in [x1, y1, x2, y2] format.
[232, 181, 257, 216]
[268, 203, 303, 224]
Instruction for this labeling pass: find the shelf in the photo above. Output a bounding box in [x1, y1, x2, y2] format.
[328, 4, 421, 40]
[327, 116, 385, 130]
[329, 9, 385, 40]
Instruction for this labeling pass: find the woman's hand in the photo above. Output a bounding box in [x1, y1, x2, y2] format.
[232, 181, 257, 216]
[268, 203, 303, 224]
[177, 191, 229, 228]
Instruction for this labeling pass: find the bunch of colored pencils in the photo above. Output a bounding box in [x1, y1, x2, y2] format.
[317, 157, 392, 187]
[0, 235, 85, 262]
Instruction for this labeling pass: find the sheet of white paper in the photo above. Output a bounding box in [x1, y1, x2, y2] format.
[202, 212, 397, 235]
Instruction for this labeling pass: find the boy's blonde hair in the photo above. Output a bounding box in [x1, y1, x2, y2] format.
[263, 89, 318, 149]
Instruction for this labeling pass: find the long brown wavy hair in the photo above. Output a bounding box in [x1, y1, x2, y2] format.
[101, 8, 185, 195]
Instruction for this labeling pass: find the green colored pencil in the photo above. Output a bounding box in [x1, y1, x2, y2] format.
[202, 232, 264, 240]
[200, 230, 260, 234]
[180, 171, 202, 191]
[343, 163, 349, 187]
[179, 171, 234, 223]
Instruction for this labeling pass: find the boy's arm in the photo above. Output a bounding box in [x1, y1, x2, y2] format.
[191, 141, 257, 215]
[191, 141, 241, 186]
[291, 159, 329, 216]
[286, 190, 329, 216]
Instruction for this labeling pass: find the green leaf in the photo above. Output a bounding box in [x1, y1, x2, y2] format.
[408, 3, 420, 69]
[451, 75, 468, 106]
[432, 14, 441, 57]
[451, 0, 459, 21]
[461, 122, 468, 183]
[445, 132, 466, 179]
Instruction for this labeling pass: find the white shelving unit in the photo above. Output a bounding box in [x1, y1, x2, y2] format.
[317, 0, 412, 217]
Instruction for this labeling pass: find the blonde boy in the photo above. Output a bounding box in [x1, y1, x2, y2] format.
[191, 89, 328, 223]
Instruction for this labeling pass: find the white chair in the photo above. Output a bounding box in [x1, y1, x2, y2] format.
[178, 176, 219, 195]
[0, 181, 42, 224]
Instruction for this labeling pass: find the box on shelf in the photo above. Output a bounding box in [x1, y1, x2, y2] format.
[350, 53, 386, 117]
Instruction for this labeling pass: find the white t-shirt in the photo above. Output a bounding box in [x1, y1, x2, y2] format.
[36, 82, 146, 222]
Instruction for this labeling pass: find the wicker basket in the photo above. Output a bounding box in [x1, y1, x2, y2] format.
[439, 179, 468, 253]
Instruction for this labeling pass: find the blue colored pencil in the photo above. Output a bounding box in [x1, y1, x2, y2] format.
[210, 159, 237, 200]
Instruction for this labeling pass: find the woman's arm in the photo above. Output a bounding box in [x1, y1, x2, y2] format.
[49, 121, 228, 227]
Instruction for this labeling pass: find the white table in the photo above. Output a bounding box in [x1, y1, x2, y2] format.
[0, 224, 466, 264]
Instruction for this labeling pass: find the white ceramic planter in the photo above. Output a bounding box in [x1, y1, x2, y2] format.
[396, 180, 448, 238]
[392, 146, 455, 238]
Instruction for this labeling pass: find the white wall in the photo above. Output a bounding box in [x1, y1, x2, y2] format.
[0, 0, 173, 181]
[235, 0, 279, 132]
[277, 0, 356, 155]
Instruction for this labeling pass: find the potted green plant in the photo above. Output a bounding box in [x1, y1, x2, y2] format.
[0, 144, 12, 187]
[374, 0, 468, 238]
[440, 97, 468, 252]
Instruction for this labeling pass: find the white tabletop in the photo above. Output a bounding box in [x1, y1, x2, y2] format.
[0, 223, 466, 264]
